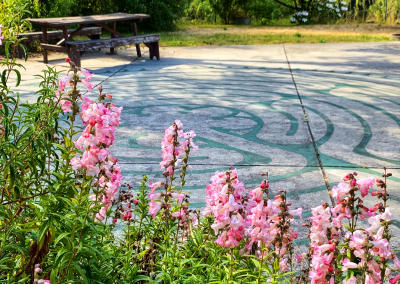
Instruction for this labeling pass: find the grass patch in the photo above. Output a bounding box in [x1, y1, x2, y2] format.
[73, 25, 392, 49]
[158, 32, 390, 47]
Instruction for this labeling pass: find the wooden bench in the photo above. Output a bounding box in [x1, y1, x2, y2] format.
[17, 27, 102, 59]
[66, 34, 160, 67]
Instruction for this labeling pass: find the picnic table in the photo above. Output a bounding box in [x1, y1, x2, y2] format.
[26, 13, 160, 66]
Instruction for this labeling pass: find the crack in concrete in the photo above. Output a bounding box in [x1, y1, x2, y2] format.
[282, 44, 336, 207]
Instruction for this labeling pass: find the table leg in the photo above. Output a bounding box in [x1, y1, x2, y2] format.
[110, 21, 116, 53]
[62, 26, 70, 58]
[42, 27, 48, 63]
[132, 20, 141, 57]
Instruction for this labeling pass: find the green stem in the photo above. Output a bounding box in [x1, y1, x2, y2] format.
[229, 248, 234, 283]
[257, 244, 265, 283]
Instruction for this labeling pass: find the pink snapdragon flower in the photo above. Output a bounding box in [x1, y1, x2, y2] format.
[69, 71, 123, 222]
[148, 121, 198, 219]
[203, 169, 247, 248]
[80, 68, 94, 81]
[390, 275, 400, 284]
[357, 176, 375, 197]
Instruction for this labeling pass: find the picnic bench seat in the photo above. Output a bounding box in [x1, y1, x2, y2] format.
[17, 27, 102, 59]
[66, 34, 160, 67]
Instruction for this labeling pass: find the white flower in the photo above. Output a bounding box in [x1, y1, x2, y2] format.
[341, 1, 347, 5]
[341, 6, 348, 10]
[336, 8, 340, 12]
[302, 18, 308, 22]
[326, 3, 333, 8]
[302, 11, 309, 16]
[329, 0, 336, 2]
[338, 13, 341, 17]
[290, 17, 296, 23]
[318, 7, 322, 10]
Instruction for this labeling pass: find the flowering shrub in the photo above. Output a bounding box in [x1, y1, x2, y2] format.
[1, 28, 399, 284]
[290, 0, 348, 24]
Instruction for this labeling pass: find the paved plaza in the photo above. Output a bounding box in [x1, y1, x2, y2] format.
[14, 42, 400, 246]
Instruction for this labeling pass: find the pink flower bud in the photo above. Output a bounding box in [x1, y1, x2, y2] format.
[106, 94, 112, 99]
[65, 57, 70, 62]
[113, 219, 117, 223]
[351, 179, 356, 186]
[133, 200, 138, 205]
[371, 191, 379, 196]
[97, 85, 102, 90]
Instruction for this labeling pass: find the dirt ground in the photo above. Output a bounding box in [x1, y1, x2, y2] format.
[175, 23, 400, 36]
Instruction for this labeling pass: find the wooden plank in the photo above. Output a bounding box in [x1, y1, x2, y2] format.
[95, 22, 124, 37]
[41, 44, 69, 53]
[27, 13, 150, 28]
[18, 27, 101, 41]
[66, 34, 160, 51]
[69, 24, 88, 38]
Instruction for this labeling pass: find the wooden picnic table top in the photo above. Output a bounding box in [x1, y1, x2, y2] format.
[27, 13, 150, 28]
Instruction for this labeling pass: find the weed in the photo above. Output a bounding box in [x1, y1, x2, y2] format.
[223, 27, 228, 30]
[318, 39, 326, 43]
[294, 32, 302, 37]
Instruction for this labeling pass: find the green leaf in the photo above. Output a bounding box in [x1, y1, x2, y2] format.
[5, 41, 12, 59]
[72, 261, 88, 283]
[343, 224, 354, 232]
[54, 232, 71, 246]
[2, 69, 7, 87]
[13, 69, 21, 87]
[19, 44, 29, 61]
[8, 164, 15, 191]
[50, 267, 59, 284]
[134, 275, 151, 283]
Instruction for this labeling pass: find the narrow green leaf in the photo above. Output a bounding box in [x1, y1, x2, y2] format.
[13, 69, 21, 87]
[2, 69, 7, 87]
[9, 164, 15, 191]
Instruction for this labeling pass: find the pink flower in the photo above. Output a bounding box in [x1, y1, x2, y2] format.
[70, 157, 82, 170]
[171, 192, 185, 203]
[80, 68, 94, 81]
[295, 253, 307, 263]
[58, 75, 73, 92]
[357, 176, 375, 197]
[81, 79, 95, 92]
[279, 258, 288, 272]
[223, 194, 240, 212]
[149, 182, 162, 192]
[289, 208, 302, 219]
[390, 275, 400, 284]
[0, 25, 4, 45]
[343, 276, 357, 284]
[148, 192, 161, 201]
[148, 201, 162, 218]
[332, 182, 350, 202]
[394, 256, 400, 270]
[341, 259, 358, 271]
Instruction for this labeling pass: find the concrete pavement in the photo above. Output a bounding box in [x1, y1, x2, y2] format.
[12, 42, 400, 246]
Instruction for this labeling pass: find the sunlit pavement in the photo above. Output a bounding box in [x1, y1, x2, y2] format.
[14, 41, 400, 247]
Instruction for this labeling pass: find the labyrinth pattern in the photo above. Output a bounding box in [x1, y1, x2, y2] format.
[94, 49, 400, 245]
[15, 45, 400, 246]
